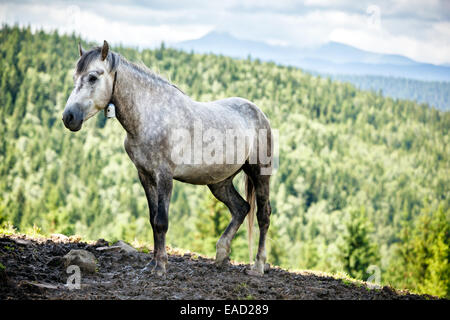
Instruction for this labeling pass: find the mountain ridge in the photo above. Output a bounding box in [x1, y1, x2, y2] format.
[174, 31, 450, 82]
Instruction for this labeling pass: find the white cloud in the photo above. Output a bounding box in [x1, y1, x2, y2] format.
[329, 13, 450, 65]
[1, 0, 449, 64]
[0, 2, 213, 47]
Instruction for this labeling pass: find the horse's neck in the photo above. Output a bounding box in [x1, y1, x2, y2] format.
[112, 61, 176, 138]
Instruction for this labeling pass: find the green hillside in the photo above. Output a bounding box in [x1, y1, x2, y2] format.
[0, 26, 448, 297]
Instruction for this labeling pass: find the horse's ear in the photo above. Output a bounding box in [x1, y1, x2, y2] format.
[101, 40, 109, 61]
[78, 42, 85, 57]
[109, 52, 120, 73]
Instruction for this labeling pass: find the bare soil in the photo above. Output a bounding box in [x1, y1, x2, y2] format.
[0, 234, 431, 300]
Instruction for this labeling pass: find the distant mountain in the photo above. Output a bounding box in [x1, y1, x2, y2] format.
[304, 41, 417, 66]
[173, 31, 450, 82]
[175, 31, 297, 64]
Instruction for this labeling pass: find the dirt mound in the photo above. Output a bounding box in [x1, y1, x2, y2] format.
[0, 234, 430, 300]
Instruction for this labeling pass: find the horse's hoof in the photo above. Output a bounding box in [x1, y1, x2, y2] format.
[215, 247, 230, 268]
[147, 259, 157, 268]
[214, 257, 230, 268]
[245, 261, 265, 276]
[141, 259, 165, 275]
[141, 265, 152, 274]
[140, 259, 156, 273]
[152, 264, 166, 277]
[145, 259, 166, 277]
[244, 268, 264, 277]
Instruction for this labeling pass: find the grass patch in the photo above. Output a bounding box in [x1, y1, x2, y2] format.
[0, 222, 17, 236]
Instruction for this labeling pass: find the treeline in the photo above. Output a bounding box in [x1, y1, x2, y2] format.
[329, 74, 450, 111]
[0, 25, 448, 297]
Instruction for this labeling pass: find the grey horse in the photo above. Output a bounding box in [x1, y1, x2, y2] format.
[62, 41, 273, 276]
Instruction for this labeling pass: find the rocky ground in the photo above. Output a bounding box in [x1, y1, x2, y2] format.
[0, 233, 433, 300]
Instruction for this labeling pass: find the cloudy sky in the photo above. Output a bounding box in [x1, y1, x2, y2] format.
[1, 0, 450, 65]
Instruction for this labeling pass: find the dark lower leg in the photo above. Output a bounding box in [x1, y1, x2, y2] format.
[151, 185, 170, 275]
[138, 169, 172, 276]
[208, 178, 250, 265]
[215, 216, 246, 264]
[253, 200, 270, 273]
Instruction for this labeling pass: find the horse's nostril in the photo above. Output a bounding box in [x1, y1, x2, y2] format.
[63, 107, 83, 131]
[63, 111, 75, 127]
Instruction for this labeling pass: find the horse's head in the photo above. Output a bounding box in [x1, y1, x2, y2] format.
[63, 40, 119, 131]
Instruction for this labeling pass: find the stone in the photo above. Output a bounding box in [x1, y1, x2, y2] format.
[63, 249, 97, 273]
[112, 240, 138, 254]
[96, 246, 122, 252]
[13, 238, 32, 246]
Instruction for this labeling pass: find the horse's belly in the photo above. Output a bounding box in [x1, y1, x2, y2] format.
[170, 119, 257, 185]
[173, 163, 243, 185]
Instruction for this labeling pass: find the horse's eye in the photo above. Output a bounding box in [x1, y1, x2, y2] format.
[88, 75, 98, 84]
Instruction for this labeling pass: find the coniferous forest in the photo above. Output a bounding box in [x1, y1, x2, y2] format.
[0, 26, 448, 297]
[329, 74, 450, 112]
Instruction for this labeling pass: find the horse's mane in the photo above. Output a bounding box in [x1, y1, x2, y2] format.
[77, 47, 185, 95]
[120, 57, 185, 95]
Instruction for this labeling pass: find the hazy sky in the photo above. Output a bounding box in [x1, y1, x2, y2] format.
[1, 0, 449, 65]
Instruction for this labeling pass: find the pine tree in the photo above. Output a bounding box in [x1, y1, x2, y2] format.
[411, 205, 449, 297]
[387, 204, 449, 298]
[339, 207, 379, 280]
[385, 207, 416, 291]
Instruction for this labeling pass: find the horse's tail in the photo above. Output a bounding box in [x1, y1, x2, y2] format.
[245, 174, 256, 263]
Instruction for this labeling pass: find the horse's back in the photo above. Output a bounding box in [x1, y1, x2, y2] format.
[206, 97, 271, 131]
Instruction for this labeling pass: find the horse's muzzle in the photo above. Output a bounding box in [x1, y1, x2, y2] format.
[62, 106, 84, 132]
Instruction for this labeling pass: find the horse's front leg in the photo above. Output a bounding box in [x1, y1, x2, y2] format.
[138, 168, 173, 276]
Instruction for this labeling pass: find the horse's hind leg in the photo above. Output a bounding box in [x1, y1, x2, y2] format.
[208, 176, 250, 266]
[244, 164, 271, 275]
